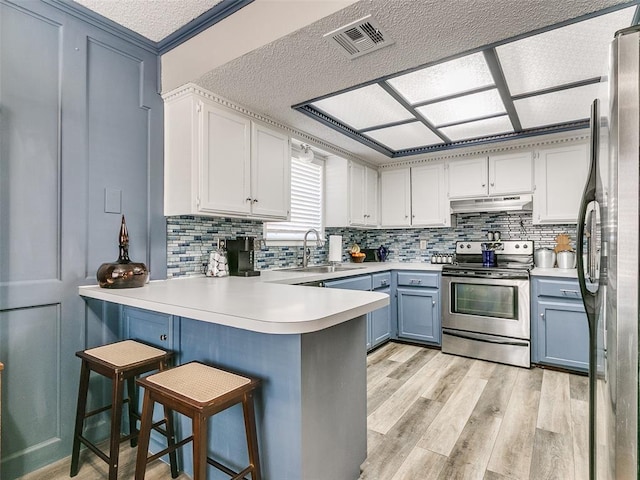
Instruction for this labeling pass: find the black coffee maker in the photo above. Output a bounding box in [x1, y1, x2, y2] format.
[226, 236, 260, 277]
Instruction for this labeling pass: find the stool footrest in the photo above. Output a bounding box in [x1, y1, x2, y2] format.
[77, 435, 110, 464]
[207, 456, 252, 480]
[147, 435, 192, 464]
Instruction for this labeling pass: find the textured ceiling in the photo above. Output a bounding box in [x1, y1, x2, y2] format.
[193, 0, 632, 165]
[74, 0, 223, 41]
[73, 0, 635, 165]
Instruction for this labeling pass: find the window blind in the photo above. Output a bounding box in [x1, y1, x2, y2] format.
[264, 158, 323, 242]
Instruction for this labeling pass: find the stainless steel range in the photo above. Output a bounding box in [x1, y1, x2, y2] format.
[441, 240, 534, 368]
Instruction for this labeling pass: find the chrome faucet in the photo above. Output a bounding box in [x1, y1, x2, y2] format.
[302, 228, 322, 267]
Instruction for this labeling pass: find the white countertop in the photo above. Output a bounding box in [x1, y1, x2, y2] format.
[79, 262, 434, 335]
[530, 267, 578, 278]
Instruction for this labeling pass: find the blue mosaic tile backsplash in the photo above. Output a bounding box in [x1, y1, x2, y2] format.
[166, 214, 576, 277]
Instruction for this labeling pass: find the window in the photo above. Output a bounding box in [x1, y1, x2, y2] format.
[264, 156, 324, 244]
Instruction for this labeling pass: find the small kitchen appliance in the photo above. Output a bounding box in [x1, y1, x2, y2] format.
[226, 237, 260, 277]
[441, 240, 534, 368]
[534, 248, 556, 268]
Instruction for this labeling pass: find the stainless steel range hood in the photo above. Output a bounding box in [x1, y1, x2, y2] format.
[449, 194, 533, 214]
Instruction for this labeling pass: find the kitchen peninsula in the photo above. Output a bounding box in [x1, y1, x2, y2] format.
[79, 274, 389, 480]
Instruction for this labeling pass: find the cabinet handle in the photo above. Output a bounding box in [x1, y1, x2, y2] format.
[482, 183, 486, 187]
[160, 334, 168, 341]
[432, 300, 436, 306]
[246, 197, 252, 202]
[490, 182, 495, 186]
[560, 289, 580, 296]
[540, 313, 545, 320]
[410, 279, 422, 284]
[252, 199, 259, 203]
[405, 215, 409, 219]
[381, 280, 388, 285]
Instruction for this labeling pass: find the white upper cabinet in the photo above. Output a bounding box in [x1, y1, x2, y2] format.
[448, 152, 533, 198]
[365, 166, 379, 226]
[533, 142, 589, 224]
[326, 158, 378, 228]
[380, 164, 450, 228]
[199, 102, 252, 214]
[349, 162, 366, 225]
[163, 86, 291, 220]
[448, 157, 488, 198]
[488, 151, 534, 195]
[250, 123, 291, 219]
[411, 163, 450, 227]
[380, 168, 411, 227]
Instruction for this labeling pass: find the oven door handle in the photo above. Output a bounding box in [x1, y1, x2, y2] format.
[443, 329, 529, 347]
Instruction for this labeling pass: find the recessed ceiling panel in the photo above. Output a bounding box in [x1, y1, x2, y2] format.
[440, 116, 514, 142]
[310, 83, 413, 130]
[515, 83, 601, 129]
[497, 7, 635, 95]
[416, 89, 505, 126]
[387, 52, 494, 104]
[364, 122, 444, 151]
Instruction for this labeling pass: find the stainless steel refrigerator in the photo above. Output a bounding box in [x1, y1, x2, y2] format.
[577, 25, 640, 480]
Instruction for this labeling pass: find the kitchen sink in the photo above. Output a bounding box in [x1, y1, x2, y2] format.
[279, 264, 366, 273]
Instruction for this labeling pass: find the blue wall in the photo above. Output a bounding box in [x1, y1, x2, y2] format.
[166, 213, 575, 276]
[0, 1, 163, 477]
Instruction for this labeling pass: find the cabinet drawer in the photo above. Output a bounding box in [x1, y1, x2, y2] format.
[324, 275, 371, 291]
[396, 271, 439, 288]
[535, 278, 582, 299]
[372, 272, 391, 289]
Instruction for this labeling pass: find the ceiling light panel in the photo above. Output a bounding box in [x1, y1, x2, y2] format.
[497, 7, 635, 95]
[364, 122, 444, 151]
[416, 89, 506, 126]
[386, 52, 494, 104]
[310, 84, 413, 130]
[440, 116, 514, 142]
[515, 83, 601, 129]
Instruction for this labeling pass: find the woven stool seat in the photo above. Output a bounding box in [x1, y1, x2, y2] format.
[146, 362, 250, 403]
[84, 340, 167, 367]
[70, 340, 177, 480]
[135, 362, 262, 480]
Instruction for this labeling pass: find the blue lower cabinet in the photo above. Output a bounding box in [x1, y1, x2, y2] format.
[122, 306, 176, 350]
[370, 286, 391, 348]
[397, 287, 440, 345]
[325, 274, 391, 351]
[531, 277, 589, 373]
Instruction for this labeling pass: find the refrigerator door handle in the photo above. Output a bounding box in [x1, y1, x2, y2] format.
[577, 99, 598, 317]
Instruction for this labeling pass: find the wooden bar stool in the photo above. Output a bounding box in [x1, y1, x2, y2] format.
[134, 361, 262, 480]
[70, 340, 178, 480]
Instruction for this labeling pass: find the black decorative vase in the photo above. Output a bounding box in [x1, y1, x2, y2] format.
[97, 215, 149, 288]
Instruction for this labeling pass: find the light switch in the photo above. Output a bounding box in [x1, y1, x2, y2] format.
[419, 239, 427, 250]
[104, 188, 122, 214]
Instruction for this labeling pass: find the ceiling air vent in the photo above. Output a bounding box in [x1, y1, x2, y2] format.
[324, 15, 394, 59]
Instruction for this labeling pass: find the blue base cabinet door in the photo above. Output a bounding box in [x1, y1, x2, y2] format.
[122, 306, 176, 351]
[531, 277, 589, 373]
[370, 286, 391, 348]
[397, 287, 440, 345]
[325, 273, 392, 351]
[535, 300, 589, 372]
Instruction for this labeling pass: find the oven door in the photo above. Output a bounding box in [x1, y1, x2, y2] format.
[442, 275, 530, 340]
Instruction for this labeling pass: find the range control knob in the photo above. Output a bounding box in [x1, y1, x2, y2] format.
[466, 244, 471, 249]
[523, 244, 528, 249]
[515, 244, 520, 249]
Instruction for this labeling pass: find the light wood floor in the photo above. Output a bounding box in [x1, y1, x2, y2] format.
[19, 342, 587, 480]
[360, 342, 588, 480]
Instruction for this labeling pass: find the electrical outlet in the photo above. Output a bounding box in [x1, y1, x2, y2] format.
[419, 239, 427, 250]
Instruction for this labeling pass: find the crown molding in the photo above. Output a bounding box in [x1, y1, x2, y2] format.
[379, 130, 590, 169]
[163, 83, 369, 164]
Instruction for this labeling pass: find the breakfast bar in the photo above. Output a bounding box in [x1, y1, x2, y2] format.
[79, 276, 388, 480]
